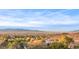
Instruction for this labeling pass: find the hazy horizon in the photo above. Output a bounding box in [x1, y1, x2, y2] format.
[0, 9, 79, 32]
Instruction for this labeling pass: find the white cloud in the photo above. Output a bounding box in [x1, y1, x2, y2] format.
[34, 12, 79, 25]
[0, 10, 79, 28]
[0, 21, 43, 27]
[25, 13, 79, 25]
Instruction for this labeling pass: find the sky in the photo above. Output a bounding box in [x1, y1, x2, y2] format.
[0, 9, 79, 31]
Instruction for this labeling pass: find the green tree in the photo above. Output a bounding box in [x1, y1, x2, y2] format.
[49, 42, 68, 49]
[65, 36, 74, 44]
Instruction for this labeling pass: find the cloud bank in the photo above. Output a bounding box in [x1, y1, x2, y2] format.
[0, 9, 79, 31]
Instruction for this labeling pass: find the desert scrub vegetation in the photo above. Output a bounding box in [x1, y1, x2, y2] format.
[0, 31, 78, 49]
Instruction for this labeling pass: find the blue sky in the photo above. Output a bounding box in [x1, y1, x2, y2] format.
[0, 9, 79, 31]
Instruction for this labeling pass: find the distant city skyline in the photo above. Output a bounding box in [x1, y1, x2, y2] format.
[0, 9, 79, 31]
